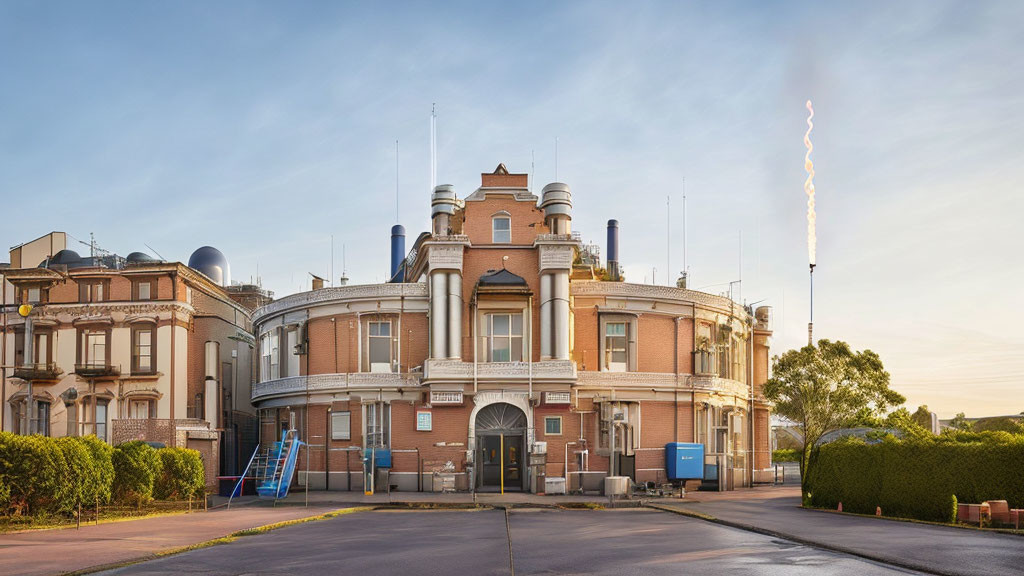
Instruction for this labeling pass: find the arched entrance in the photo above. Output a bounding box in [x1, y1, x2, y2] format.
[474, 402, 527, 491]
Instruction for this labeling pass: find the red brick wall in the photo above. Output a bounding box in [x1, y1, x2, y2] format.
[459, 248, 542, 361]
[462, 196, 547, 246]
[637, 315, 676, 373]
[480, 172, 529, 188]
[572, 298, 600, 370]
[306, 314, 357, 374]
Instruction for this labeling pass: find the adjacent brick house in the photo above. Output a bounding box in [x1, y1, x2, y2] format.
[252, 165, 774, 493]
[0, 234, 261, 488]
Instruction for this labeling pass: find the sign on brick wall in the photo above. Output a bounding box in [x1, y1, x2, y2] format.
[430, 391, 463, 405]
[416, 411, 432, 431]
[545, 392, 571, 404]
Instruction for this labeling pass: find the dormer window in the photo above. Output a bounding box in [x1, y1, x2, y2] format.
[492, 214, 511, 243]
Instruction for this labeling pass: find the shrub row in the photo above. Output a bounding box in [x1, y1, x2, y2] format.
[0, 433, 205, 516]
[772, 448, 800, 463]
[806, 434, 1024, 522]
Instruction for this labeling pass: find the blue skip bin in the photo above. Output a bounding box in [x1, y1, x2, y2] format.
[665, 442, 704, 480]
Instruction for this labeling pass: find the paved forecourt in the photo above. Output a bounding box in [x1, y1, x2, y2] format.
[100, 508, 924, 576]
[658, 495, 1024, 576]
[0, 505, 343, 576]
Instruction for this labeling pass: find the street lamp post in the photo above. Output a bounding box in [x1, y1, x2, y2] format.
[19, 304, 34, 435]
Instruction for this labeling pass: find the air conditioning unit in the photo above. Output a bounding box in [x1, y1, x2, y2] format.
[532, 441, 547, 455]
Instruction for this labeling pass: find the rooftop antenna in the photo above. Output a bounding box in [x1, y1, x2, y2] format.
[330, 235, 335, 288]
[430, 104, 437, 190]
[395, 139, 400, 223]
[681, 178, 688, 288]
[666, 195, 671, 286]
[144, 243, 166, 261]
[530, 149, 535, 192]
[339, 243, 349, 286]
[555, 137, 559, 181]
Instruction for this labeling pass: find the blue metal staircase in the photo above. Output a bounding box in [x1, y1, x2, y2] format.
[223, 429, 303, 504]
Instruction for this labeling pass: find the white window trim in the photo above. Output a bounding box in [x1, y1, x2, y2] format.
[331, 411, 351, 440]
[492, 213, 512, 244]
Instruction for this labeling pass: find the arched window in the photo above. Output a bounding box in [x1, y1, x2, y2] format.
[492, 213, 511, 243]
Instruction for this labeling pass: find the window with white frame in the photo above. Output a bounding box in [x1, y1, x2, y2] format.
[261, 331, 279, 381]
[137, 281, 152, 301]
[492, 215, 511, 243]
[80, 329, 107, 367]
[34, 332, 49, 365]
[486, 313, 523, 362]
[331, 411, 351, 440]
[27, 286, 41, 303]
[544, 416, 562, 436]
[80, 281, 105, 303]
[368, 321, 394, 372]
[365, 403, 390, 448]
[133, 328, 153, 373]
[604, 322, 628, 372]
[129, 399, 152, 419]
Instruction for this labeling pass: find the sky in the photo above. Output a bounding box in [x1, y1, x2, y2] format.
[1, 1, 1021, 418]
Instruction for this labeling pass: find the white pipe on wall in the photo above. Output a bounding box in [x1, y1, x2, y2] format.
[539, 273, 552, 360]
[430, 272, 447, 359]
[447, 272, 461, 359]
[553, 271, 570, 360]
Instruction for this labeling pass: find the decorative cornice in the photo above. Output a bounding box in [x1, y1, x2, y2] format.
[537, 244, 575, 272]
[253, 283, 429, 323]
[570, 281, 748, 317]
[251, 372, 421, 401]
[575, 371, 751, 396]
[427, 243, 465, 273]
[424, 359, 576, 381]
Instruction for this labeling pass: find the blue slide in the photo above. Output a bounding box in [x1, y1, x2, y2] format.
[257, 430, 303, 500]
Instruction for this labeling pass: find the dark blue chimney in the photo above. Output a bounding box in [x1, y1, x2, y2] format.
[390, 224, 406, 281]
[607, 219, 620, 281]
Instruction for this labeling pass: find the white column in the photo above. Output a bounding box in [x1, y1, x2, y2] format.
[447, 272, 462, 359]
[553, 270, 570, 360]
[539, 273, 552, 360]
[430, 272, 447, 359]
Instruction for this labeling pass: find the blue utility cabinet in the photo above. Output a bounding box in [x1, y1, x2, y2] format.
[665, 442, 704, 480]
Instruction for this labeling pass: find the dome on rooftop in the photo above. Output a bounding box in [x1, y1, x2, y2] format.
[126, 251, 158, 263]
[188, 246, 230, 286]
[40, 249, 83, 268]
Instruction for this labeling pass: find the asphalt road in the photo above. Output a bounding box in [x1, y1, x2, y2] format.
[669, 496, 1024, 576]
[101, 508, 926, 576]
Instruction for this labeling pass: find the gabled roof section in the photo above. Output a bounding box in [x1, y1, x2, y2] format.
[478, 268, 528, 286]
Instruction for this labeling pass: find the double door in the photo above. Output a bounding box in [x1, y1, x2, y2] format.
[479, 434, 523, 490]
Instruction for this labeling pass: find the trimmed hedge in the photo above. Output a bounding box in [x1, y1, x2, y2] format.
[111, 441, 163, 507]
[154, 447, 205, 501]
[806, 434, 1024, 522]
[772, 448, 800, 463]
[0, 433, 205, 517]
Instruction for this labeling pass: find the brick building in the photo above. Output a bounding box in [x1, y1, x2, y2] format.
[252, 165, 774, 493]
[0, 233, 259, 487]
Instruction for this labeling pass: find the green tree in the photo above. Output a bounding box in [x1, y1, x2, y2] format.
[972, 416, 1024, 435]
[884, 407, 930, 439]
[948, 412, 973, 431]
[910, 405, 933, 431]
[762, 339, 905, 494]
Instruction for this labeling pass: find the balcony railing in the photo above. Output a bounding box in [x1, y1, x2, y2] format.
[423, 359, 576, 382]
[252, 372, 421, 401]
[13, 362, 63, 381]
[75, 363, 121, 378]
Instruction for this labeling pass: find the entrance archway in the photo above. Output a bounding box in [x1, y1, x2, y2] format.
[474, 402, 527, 491]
